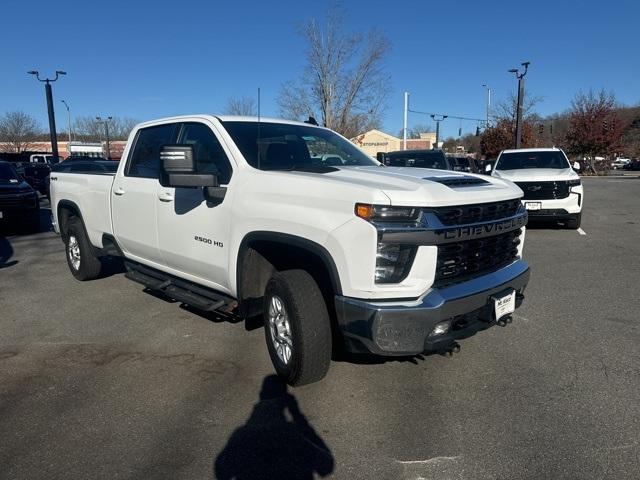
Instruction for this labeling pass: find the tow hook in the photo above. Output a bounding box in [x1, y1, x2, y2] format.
[440, 342, 461, 356]
[496, 315, 514, 327]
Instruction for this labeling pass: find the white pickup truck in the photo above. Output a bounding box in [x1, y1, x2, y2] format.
[51, 115, 530, 385]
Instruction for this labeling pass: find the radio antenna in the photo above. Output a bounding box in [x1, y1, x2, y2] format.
[257, 87, 261, 169]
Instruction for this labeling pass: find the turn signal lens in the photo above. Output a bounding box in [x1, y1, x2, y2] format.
[355, 204, 421, 223]
[355, 203, 374, 220]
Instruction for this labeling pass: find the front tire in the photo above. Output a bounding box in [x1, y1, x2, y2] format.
[263, 270, 332, 386]
[566, 212, 582, 229]
[65, 217, 102, 280]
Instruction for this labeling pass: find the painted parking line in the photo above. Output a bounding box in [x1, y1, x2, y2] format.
[577, 228, 587, 235]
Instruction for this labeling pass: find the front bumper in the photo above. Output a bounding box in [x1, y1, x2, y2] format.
[521, 188, 583, 215]
[526, 208, 575, 220]
[0, 198, 39, 221]
[334, 260, 530, 355]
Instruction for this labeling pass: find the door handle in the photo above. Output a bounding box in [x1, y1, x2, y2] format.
[158, 192, 174, 202]
[113, 187, 125, 196]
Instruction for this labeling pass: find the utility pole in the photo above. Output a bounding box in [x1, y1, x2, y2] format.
[403, 91, 409, 150]
[482, 84, 491, 128]
[509, 62, 530, 149]
[28, 70, 66, 158]
[96, 116, 113, 159]
[430, 114, 448, 149]
[61, 100, 72, 154]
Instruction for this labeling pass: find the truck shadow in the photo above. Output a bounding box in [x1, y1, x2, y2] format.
[213, 375, 334, 480]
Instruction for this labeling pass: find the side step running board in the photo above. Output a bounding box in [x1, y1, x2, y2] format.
[124, 261, 234, 313]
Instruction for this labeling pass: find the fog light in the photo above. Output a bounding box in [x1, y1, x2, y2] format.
[429, 320, 450, 337]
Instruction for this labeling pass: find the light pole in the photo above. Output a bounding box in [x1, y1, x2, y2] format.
[509, 61, 530, 149]
[61, 100, 72, 154]
[403, 91, 409, 150]
[96, 116, 113, 159]
[430, 114, 448, 149]
[28, 70, 66, 158]
[481, 84, 491, 128]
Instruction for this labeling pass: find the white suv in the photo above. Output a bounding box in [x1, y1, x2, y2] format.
[491, 148, 583, 229]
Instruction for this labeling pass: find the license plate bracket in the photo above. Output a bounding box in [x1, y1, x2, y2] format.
[492, 289, 516, 321]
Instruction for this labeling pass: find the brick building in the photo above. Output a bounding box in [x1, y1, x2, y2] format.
[0, 141, 127, 160]
[351, 130, 437, 156]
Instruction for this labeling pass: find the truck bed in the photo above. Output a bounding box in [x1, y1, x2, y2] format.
[51, 171, 116, 247]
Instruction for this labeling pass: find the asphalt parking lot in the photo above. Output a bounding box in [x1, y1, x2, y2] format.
[1, 177, 639, 480]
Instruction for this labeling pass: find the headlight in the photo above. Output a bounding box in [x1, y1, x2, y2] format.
[375, 243, 416, 284]
[355, 203, 421, 223]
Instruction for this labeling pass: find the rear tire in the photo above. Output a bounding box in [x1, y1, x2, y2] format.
[65, 217, 102, 280]
[263, 270, 332, 386]
[566, 212, 582, 229]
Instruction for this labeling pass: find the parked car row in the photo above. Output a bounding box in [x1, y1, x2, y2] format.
[377, 149, 495, 175]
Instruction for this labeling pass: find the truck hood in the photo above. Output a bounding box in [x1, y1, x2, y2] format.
[0, 180, 33, 194]
[312, 166, 523, 207]
[492, 168, 579, 182]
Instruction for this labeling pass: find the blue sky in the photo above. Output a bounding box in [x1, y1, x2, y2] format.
[1, 0, 638, 139]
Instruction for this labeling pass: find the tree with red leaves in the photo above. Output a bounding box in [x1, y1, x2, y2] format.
[565, 90, 624, 162]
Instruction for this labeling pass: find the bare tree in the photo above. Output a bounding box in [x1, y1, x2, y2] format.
[0, 111, 41, 153]
[73, 116, 139, 142]
[109, 117, 139, 140]
[224, 96, 257, 116]
[398, 123, 434, 139]
[494, 92, 543, 123]
[277, 4, 392, 139]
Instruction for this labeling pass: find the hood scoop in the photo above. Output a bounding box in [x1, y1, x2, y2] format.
[423, 175, 489, 187]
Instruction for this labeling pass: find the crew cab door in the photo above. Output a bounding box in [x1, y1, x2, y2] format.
[111, 123, 178, 266]
[156, 120, 234, 293]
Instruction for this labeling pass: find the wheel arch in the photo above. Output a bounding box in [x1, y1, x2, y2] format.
[236, 231, 342, 318]
[57, 200, 83, 240]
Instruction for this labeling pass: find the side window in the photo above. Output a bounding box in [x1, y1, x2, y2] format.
[179, 122, 233, 184]
[127, 123, 177, 178]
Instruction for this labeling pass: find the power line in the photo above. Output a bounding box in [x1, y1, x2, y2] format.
[408, 108, 485, 123]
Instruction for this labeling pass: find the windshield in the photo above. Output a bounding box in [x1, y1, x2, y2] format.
[221, 121, 378, 170]
[385, 151, 449, 170]
[0, 163, 21, 183]
[496, 151, 570, 170]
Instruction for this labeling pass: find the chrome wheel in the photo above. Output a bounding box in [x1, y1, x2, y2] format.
[67, 235, 81, 270]
[268, 295, 293, 365]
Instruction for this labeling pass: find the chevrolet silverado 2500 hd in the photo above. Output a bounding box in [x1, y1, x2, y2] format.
[51, 115, 530, 386]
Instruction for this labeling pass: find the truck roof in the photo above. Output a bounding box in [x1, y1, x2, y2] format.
[501, 147, 562, 154]
[134, 114, 325, 130]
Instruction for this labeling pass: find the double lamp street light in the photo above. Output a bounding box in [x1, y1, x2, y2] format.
[509, 61, 530, 149]
[27, 70, 65, 159]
